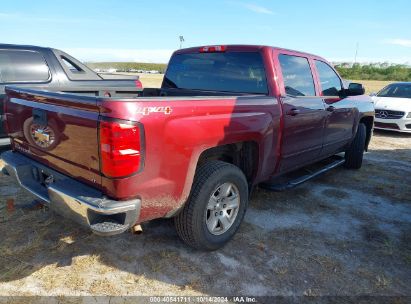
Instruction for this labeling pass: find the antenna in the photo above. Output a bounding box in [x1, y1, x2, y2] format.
[179, 35, 185, 49]
[354, 42, 359, 65]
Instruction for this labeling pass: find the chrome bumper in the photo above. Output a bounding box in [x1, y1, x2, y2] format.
[1, 150, 141, 236]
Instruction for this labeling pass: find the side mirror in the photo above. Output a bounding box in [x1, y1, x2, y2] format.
[345, 83, 365, 96]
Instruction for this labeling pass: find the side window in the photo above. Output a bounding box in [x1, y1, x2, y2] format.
[278, 54, 315, 96]
[61, 56, 85, 74]
[53, 49, 101, 81]
[0, 50, 50, 83]
[315, 60, 342, 96]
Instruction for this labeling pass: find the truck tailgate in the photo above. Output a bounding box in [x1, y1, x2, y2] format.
[4, 87, 101, 188]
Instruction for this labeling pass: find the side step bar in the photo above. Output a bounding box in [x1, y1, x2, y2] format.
[0, 138, 11, 146]
[260, 156, 345, 192]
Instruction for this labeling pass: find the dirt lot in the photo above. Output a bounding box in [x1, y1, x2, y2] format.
[0, 130, 410, 297]
[137, 73, 164, 88]
[351, 80, 393, 94]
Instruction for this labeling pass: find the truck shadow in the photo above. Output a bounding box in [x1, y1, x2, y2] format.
[1, 146, 410, 296]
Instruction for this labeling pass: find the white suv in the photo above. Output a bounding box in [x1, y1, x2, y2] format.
[372, 82, 411, 133]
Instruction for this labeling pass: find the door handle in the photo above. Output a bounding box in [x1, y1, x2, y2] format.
[286, 108, 300, 116]
[326, 106, 335, 112]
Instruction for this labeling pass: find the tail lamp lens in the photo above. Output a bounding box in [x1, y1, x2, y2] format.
[135, 79, 143, 89]
[199, 45, 227, 53]
[99, 119, 143, 178]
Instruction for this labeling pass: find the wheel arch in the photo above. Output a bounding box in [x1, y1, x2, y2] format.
[359, 115, 374, 151]
[197, 141, 259, 189]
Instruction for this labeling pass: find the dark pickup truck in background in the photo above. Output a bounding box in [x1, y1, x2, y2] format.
[0, 44, 143, 145]
[2, 45, 374, 250]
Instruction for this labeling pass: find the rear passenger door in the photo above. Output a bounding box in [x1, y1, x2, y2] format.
[314, 60, 356, 156]
[276, 53, 326, 173]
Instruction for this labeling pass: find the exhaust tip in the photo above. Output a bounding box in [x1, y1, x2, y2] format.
[131, 224, 143, 235]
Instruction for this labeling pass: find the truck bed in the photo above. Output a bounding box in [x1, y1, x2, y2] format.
[4, 86, 279, 205]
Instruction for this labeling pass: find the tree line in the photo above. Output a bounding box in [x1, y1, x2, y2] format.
[86, 62, 168, 73]
[335, 64, 411, 81]
[87, 61, 411, 81]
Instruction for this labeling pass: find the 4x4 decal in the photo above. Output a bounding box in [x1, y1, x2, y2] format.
[136, 106, 173, 115]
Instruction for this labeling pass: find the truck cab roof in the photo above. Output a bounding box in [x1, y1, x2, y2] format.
[174, 44, 328, 62]
[0, 43, 52, 51]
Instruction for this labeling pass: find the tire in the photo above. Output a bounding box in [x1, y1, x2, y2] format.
[344, 123, 366, 169]
[174, 161, 248, 251]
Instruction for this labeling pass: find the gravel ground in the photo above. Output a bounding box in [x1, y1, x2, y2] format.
[0, 130, 410, 297]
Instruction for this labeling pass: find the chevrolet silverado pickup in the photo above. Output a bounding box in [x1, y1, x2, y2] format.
[0, 44, 143, 145]
[1, 45, 374, 250]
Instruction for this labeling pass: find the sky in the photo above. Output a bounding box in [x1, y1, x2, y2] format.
[1, 0, 411, 64]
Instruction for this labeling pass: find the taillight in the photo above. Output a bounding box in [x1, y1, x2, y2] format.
[99, 119, 143, 178]
[135, 79, 143, 89]
[199, 45, 227, 53]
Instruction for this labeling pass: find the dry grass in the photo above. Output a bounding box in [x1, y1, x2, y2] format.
[88, 278, 119, 295]
[110, 72, 163, 88]
[137, 73, 164, 88]
[352, 80, 393, 94]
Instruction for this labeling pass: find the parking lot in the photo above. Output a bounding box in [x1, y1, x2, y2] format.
[0, 130, 410, 297]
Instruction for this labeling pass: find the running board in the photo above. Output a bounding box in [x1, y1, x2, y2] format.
[0, 138, 11, 146]
[260, 156, 345, 192]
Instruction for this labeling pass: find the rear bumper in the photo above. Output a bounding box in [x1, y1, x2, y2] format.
[1, 150, 141, 236]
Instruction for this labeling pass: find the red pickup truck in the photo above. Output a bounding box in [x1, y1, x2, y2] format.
[1, 45, 374, 250]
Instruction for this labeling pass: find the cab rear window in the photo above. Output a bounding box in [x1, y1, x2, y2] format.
[163, 52, 268, 94]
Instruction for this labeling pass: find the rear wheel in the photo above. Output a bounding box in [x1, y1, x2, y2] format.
[344, 123, 366, 169]
[174, 161, 248, 250]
